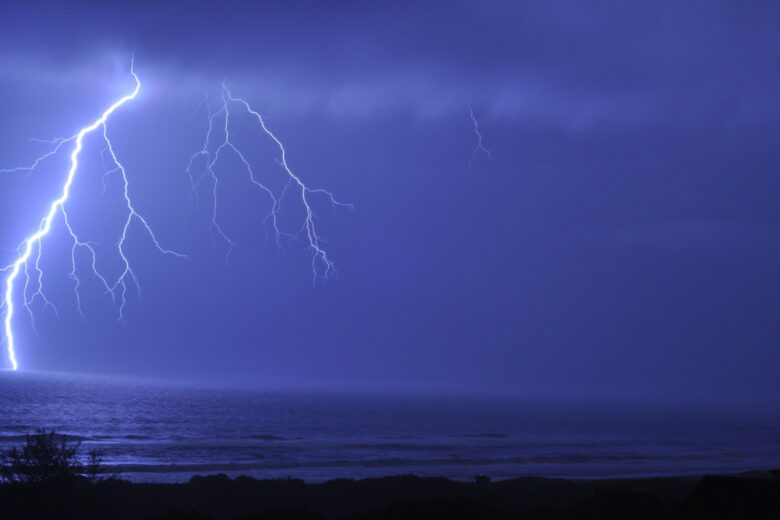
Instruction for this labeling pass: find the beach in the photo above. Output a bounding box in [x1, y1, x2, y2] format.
[1, 471, 779, 519]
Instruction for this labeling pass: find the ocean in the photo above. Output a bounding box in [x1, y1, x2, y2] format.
[0, 370, 778, 483]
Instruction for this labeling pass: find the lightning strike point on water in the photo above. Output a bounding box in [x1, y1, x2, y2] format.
[1, 60, 186, 371]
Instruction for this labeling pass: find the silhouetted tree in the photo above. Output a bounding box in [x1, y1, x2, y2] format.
[85, 447, 106, 484]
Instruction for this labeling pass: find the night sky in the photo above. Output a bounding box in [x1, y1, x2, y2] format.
[0, 1, 778, 405]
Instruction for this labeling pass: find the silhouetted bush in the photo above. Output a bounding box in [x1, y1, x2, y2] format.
[0, 429, 102, 484]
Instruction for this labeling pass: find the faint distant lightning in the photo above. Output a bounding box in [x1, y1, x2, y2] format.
[187, 82, 351, 279]
[1, 61, 185, 370]
[468, 106, 494, 165]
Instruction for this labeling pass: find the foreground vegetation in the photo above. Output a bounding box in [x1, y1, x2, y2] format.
[0, 430, 103, 484]
[0, 431, 777, 519]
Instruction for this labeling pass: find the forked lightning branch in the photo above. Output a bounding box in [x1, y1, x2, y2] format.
[0, 61, 347, 370]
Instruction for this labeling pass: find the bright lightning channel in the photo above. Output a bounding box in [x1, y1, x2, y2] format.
[1, 62, 186, 370]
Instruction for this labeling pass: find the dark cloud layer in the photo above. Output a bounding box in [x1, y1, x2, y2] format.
[3, 1, 778, 124]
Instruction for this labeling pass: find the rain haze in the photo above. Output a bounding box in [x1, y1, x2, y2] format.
[0, 1, 779, 408]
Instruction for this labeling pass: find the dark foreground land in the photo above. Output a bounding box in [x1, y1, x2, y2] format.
[1, 471, 779, 520]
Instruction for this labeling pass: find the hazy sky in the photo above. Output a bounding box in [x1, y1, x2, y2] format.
[0, 1, 778, 404]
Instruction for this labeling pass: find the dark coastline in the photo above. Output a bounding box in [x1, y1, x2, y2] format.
[1, 471, 778, 520]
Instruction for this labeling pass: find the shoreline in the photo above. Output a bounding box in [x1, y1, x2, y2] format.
[105, 464, 780, 484]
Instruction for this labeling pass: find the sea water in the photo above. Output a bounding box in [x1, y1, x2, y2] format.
[0, 370, 778, 482]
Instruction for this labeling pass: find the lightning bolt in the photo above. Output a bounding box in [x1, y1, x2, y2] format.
[186, 82, 352, 279]
[1, 60, 186, 370]
[468, 105, 494, 165]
